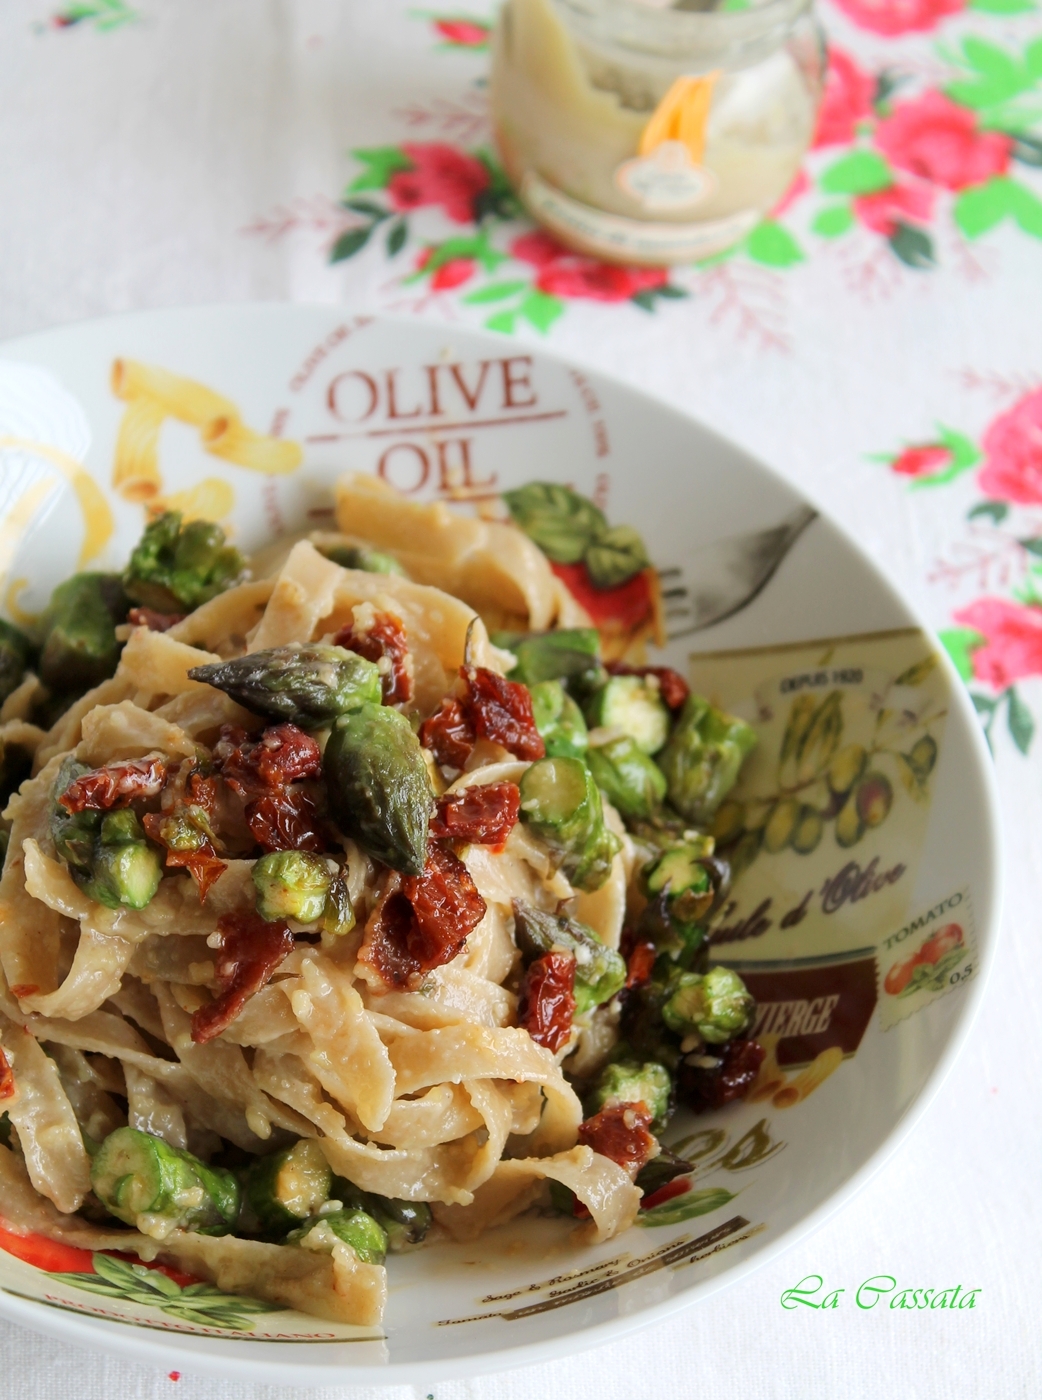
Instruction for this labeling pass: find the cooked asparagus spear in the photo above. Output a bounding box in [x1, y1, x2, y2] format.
[91, 1126, 240, 1237]
[324, 703, 433, 874]
[320, 543, 407, 577]
[518, 756, 620, 892]
[512, 900, 626, 1013]
[529, 680, 589, 761]
[0, 619, 35, 706]
[287, 1208, 388, 1265]
[587, 1059, 672, 1129]
[252, 850, 333, 924]
[498, 628, 604, 689]
[189, 644, 382, 731]
[123, 511, 245, 613]
[242, 1138, 332, 1236]
[331, 1177, 433, 1252]
[39, 573, 127, 695]
[656, 694, 757, 824]
[585, 674, 670, 755]
[587, 734, 666, 820]
[76, 809, 164, 911]
[661, 966, 755, 1044]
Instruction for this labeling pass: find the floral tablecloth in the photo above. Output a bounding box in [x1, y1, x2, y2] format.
[1, 1, 1041, 1397]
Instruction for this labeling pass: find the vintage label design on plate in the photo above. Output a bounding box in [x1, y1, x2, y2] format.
[0, 1240, 383, 1343]
[614, 141, 718, 213]
[876, 887, 976, 1030]
[739, 953, 878, 1068]
[521, 171, 758, 263]
[696, 628, 949, 968]
[435, 1216, 762, 1326]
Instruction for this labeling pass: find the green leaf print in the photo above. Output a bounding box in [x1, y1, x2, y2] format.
[330, 227, 373, 262]
[889, 223, 936, 269]
[938, 627, 985, 682]
[944, 37, 1042, 127]
[819, 150, 894, 196]
[968, 0, 1036, 13]
[908, 425, 980, 487]
[518, 290, 565, 333]
[463, 280, 529, 303]
[1006, 686, 1035, 753]
[745, 221, 804, 267]
[955, 177, 1042, 238]
[348, 147, 413, 193]
[968, 500, 1009, 522]
[812, 204, 855, 237]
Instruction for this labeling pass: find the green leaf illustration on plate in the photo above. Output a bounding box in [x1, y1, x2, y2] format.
[48, 1253, 278, 1331]
[638, 1186, 736, 1227]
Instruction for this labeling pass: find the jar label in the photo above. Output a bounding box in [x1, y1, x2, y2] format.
[521, 171, 759, 264]
[615, 141, 717, 213]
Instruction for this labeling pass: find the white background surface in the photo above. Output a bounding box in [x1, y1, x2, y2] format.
[1, 2, 1040, 1396]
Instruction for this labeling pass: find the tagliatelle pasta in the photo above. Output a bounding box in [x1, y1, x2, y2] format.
[0, 475, 767, 1328]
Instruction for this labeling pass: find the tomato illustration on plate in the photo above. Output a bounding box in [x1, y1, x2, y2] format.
[884, 923, 967, 997]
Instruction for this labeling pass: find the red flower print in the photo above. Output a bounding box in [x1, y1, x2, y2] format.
[509, 231, 668, 303]
[829, 0, 962, 36]
[977, 388, 1042, 505]
[388, 143, 490, 223]
[875, 93, 1012, 191]
[952, 598, 1042, 688]
[511, 230, 564, 268]
[416, 247, 478, 289]
[889, 443, 953, 477]
[434, 19, 490, 47]
[432, 257, 477, 289]
[853, 181, 936, 235]
[813, 49, 875, 147]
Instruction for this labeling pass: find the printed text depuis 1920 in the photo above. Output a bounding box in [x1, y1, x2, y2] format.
[779, 668, 864, 694]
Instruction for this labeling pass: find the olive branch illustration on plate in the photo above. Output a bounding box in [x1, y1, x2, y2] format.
[47, 1253, 277, 1331]
[712, 655, 945, 879]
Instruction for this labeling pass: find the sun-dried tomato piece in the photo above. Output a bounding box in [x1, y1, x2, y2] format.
[127, 607, 185, 633]
[190, 910, 294, 1044]
[518, 951, 576, 1054]
[577, 1102, 656, 1178]
[0, 1045, 15, 1101]
[461, 666, 545, 762]
[624, 939, 657, 991]
[677, 1039, 765, 1115]
[215, 724, 322, 795]
[245, 790, 328, 853]
[430, 782, 520, 847]
[59, 756, 167, 814]
[606, 662, 689, 712]
[335, 613, 413, 706]
[419, 698, 475, 770]
[9, 985, 39, 999]
[142, 761, 227, 898]
[160, 844, 228, 899]
[359, 844, 487, 991]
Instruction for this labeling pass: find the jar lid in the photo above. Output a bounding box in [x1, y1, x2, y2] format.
[553, 0, 812, 73]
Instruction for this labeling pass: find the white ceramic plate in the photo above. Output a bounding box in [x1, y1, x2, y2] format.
[0, 307, 1001, 1383]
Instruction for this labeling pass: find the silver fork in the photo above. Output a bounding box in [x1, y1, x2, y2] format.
[659, 504, 817, 639]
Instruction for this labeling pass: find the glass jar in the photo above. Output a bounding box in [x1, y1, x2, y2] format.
[491, 0, 824, 266]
